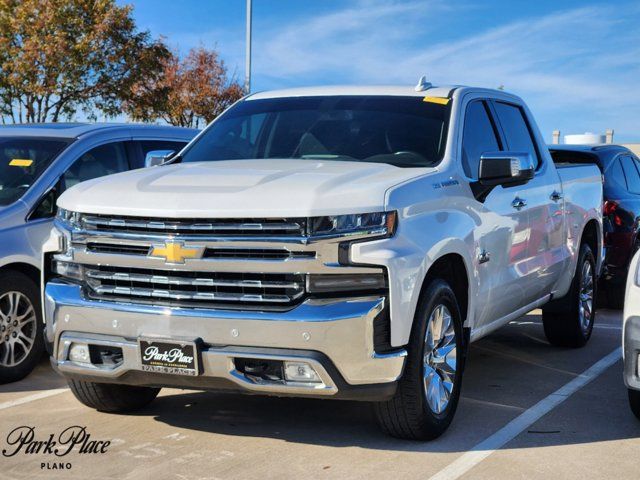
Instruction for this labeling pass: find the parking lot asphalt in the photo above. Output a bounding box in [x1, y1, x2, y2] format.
[0, 308, 637, 480]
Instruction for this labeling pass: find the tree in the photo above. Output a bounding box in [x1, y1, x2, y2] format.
[0, 0, 169, 123]
[124, 46, 244, 128]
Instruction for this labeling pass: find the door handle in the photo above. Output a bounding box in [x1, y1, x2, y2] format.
[550, 191, 563, 202]
[512, 197, 527, 210]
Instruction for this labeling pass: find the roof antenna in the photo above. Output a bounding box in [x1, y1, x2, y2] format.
[415, 75, 432, 92]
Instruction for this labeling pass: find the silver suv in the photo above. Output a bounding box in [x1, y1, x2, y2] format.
[0, 123, 198, 383]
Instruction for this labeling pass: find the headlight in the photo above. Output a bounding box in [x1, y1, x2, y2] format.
[308, 211, 396, 238]
[56, 208, 82, 229]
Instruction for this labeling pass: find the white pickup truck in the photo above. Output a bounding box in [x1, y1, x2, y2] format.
[43, 82, 603, 440]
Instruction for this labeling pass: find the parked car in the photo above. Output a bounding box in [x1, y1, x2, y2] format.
[44, 83, 602, 440]
[0, 123, 198, 383]
[622, 249, 640, 419]
[549, 145, 640, 308]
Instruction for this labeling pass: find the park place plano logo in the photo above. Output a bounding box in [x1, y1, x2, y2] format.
[2, 425, 111, 470]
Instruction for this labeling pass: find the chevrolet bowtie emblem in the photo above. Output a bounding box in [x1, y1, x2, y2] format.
[149, 241, 203, 264]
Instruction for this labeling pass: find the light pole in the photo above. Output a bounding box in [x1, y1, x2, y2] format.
[245, 0, 252, 93]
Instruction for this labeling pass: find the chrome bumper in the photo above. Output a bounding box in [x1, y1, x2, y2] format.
[45, 282, 406, 398]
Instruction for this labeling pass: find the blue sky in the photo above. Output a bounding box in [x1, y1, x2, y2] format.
[123, 0, 640, 142]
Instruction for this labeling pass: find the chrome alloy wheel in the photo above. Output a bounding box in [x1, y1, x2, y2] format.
[578, 260, 594, 333]
[0, 292, 37, 367]
[423, 304, 457, 414]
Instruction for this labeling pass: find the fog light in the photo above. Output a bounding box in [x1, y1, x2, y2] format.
[53, 260, 83, 281]
[284, 361, 321, 383]
[69, 343, 91, 364]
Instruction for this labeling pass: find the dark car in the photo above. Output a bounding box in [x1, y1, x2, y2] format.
[550, 144, 640, 308]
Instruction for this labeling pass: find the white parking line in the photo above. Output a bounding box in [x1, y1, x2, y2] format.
[0, 387, 68, 411]
[429, 347, 622, 480]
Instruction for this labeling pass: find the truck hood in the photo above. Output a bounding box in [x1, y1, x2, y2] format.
[58, 159, 433, 217]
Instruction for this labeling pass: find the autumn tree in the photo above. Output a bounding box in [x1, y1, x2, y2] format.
[124, 46, 244, 128]
[0, 0, 169, 123]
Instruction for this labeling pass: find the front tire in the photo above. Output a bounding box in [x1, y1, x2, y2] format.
[375, 279, 465, 440]
[69, 380, 160, 413]
[0, 271, 44, 384]
[629, 389, 640, 420]
[542, 243, 596, 348]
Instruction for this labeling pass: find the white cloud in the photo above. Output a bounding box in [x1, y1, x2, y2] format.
[252, 1, 640, 141]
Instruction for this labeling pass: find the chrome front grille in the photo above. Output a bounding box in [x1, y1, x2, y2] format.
[80, 214, 307, 237]
[85, 266, 305, 308]
[57, 214, 383, 311]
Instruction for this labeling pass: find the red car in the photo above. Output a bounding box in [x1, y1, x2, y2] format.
[550, 144, 640, 308]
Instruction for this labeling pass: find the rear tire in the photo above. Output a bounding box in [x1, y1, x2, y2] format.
[375, 278, 465, 440]
[629, 389, 640, 420]
[606, 285, 625, 310]
[542, 243, 596, 348]
[68, 379, 160, 412]
[0, 271, 44, 384]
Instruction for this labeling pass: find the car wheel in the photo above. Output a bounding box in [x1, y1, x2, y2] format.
[606, 285, 625, 310]
[69, 380, 160, 413]
[0, 271, 44, 384]
[629, 389, 640, 420]
[542, 242, 596, 348]
[375, 278, 465, 440]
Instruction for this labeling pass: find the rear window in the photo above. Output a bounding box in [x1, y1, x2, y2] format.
[181, 96, 451, 168]
[0, 137, 71, 206]
[549, 149, 602, 171]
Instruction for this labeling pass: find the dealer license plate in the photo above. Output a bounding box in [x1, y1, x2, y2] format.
[138, 338, 201, 376]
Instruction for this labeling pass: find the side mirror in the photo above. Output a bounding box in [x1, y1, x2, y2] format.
[478, 152, 534, 187]
[144, 150, 175, 168]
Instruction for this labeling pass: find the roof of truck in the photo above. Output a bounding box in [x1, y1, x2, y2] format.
[0, 122, 198, 139]
[247, 85, 461, 100]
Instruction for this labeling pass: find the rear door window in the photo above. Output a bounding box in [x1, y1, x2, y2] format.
[606, 157, 627, 191]
[493, 102, 540, 170]
[63, 141, 130, 190]
[461, 101, 501, 179]
[620, 155, 640, 194]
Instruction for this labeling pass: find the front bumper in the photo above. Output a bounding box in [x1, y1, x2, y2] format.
[624, 315, 640, 391]
[45, 282, 406, 400]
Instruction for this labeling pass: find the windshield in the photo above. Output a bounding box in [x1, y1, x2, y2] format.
[0, 137, 71, 206]
[181, 95, 451, 168]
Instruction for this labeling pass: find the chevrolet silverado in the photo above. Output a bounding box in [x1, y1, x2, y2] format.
[43, 82, 602, 439]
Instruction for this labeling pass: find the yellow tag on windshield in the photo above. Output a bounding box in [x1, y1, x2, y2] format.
[9, 159, 33, 167]
[423, 96, 450, 105]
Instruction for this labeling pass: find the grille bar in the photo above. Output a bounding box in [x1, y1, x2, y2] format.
[83, 266, 306, 308]
[90, 285, 302, 304]
[86, 269, 302, 289]
[81, 214, 307, 237]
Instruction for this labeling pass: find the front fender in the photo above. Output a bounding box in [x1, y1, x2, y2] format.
[352, 208, 477, 347]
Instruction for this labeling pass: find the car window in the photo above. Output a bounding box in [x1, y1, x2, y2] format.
[606, 157, 628, 190]
[63, 142, 129, 190]
[0, 138, 70, 206]
[461, 101, 501, 179]
[493, 102, 540, 170]
[620, 155, 640, 194]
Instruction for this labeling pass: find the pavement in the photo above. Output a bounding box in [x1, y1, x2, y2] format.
[0, 308, 637, 480]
